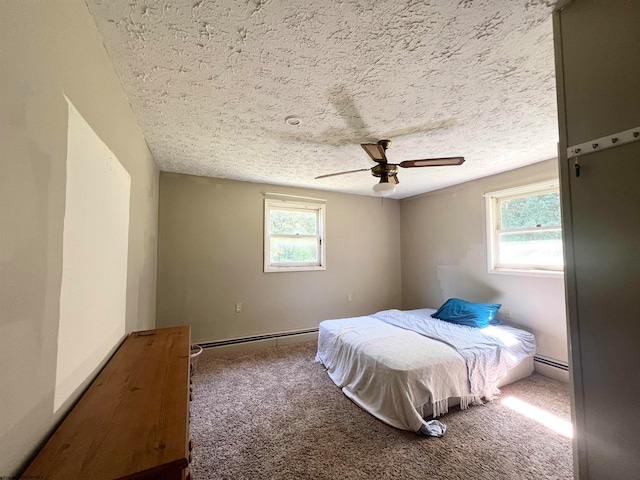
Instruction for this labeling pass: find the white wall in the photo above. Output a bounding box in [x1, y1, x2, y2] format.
[54, 102, 131, 412]
[0, 1, 159, 476]
[156, 173, 401, 343]
[400, 159, 567, 374]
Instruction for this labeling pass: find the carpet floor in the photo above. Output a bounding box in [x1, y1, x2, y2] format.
[190, 341, 573, 479]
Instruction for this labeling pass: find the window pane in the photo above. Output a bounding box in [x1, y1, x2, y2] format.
[498, 230, 563, 267]
[270, 209, 317, 235]
[270, 237, 318, 263]
[500, 192, 561, 229]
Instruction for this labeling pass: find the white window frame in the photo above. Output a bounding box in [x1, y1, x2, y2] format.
[264, 195, 326, 273]
[485, 179, 563, 277]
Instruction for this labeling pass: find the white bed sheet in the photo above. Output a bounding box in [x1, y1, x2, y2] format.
[316, 308, 535, 432]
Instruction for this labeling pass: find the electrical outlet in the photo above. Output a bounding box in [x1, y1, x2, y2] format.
[505, 309, 512, 320]
[347, 293, 353, 302]
[235, 303, 242, 313]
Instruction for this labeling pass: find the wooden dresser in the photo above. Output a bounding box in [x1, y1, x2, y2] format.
[23, 326, 193, 480]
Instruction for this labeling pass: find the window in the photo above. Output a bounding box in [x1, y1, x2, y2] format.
[485, 180, 563, 275]
[264, 196, 326, 272]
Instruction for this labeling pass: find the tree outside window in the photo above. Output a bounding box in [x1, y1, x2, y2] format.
[486, 181, 563, 275]
[264, 198, 325, 272]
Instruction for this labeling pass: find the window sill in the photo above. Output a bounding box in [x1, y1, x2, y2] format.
[488, 267, 564, 278]
[264, 265, 326, 273]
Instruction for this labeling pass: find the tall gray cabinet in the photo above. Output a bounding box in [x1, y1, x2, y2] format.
[553, 1, 640, 479]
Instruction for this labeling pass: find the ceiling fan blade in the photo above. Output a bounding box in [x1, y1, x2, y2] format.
[399, 157, 465, 168]
[361, 143, 387, 163]
[389, 174, 399, 185]
[315, 168, 371, 179]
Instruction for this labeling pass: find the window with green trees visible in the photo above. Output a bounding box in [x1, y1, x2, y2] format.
[264, 197, 325, 272]
[485, 180, 563, 275]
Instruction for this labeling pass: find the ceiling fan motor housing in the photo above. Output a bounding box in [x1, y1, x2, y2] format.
[371, 164, 398, 178]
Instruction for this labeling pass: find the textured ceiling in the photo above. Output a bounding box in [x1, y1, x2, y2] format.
[86, 0, 559, 199]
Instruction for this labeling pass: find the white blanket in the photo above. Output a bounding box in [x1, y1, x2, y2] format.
[371, 309, 537, 397]
[316, 308, 536, 432]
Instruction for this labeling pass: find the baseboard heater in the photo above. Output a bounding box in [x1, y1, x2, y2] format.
[534, 355, 569, 371]
[199, 327, 319, 349]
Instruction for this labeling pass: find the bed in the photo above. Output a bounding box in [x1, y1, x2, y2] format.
[316, 308, 536, 434]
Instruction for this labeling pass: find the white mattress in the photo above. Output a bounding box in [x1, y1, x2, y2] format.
[316, 308, 535, 432]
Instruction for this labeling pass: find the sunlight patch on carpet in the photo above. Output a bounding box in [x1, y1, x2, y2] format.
[501, 396, 573, 438]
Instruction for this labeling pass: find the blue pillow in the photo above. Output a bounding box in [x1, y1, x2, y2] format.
[431, 298, 501, 328]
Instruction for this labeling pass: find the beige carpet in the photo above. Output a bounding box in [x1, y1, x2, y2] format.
[190, 341, 573, 479]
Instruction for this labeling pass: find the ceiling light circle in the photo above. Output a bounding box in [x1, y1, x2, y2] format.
[284, 116, 301, 126]
[372, 182, 396, 196]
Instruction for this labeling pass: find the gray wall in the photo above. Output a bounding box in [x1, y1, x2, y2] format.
[157, 173, 401, 343]
[400, 159, 567, 373]
[0, 1, 159, 475]
[554, 1, 640, 478]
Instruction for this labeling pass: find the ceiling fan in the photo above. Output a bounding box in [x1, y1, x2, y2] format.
[315, 140, 465, 196]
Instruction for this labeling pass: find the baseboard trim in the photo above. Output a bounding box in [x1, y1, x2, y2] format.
[199, 327, 320, 349]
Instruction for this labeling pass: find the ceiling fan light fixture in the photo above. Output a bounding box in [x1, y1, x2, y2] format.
[373, 181, 396, 196]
